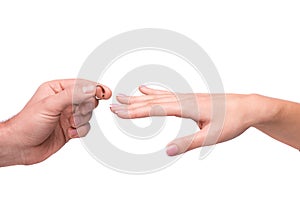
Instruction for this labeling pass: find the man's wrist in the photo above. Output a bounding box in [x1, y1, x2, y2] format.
[0, 121, 23, 167]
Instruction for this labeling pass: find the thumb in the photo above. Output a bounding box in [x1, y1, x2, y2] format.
[95, 84, 112, 100]
[43, 84, 96, 115]
[166, 127, 220, 156]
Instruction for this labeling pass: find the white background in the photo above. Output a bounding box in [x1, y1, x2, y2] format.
[1, 0, 300, 199]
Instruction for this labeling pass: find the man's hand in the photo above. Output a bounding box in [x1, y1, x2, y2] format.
[0, 79, 111, 166]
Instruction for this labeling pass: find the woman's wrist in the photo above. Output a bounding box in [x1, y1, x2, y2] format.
[0, 121, 23, 167]
[245, 94, 282, 128]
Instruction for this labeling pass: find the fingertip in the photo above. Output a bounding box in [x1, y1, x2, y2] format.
[78, 123, 91, 137]
[95, 84, 112, 100]
[68, 128, 79, 139]
[103, 85, 112, 100]
[166, 144, 179, 156]
[139, 85, 148, 93]
[69, 123, 91, 138]
[116, 95, 129, 104]
[109, 105, 118, 114]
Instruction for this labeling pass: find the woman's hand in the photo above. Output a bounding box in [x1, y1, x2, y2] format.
[110, 86, 253, 156]
[110, 86, 292, 156]
[0, 79, 111, 166]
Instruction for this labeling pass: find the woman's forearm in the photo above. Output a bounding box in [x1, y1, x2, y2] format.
[251, 94, 300, 149]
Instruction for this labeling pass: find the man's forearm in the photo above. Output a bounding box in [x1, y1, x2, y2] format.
[0, 121, 22, 167]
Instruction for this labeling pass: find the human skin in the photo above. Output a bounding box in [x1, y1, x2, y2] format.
[0, 79, 111, 167]
[111, 86, 300, 156]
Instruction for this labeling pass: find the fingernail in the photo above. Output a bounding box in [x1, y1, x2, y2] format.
[110, 104, 120, 108]
[82, 85, 95, 94]
[115, 110, 127, 114]
[166, 144, 179, 156]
